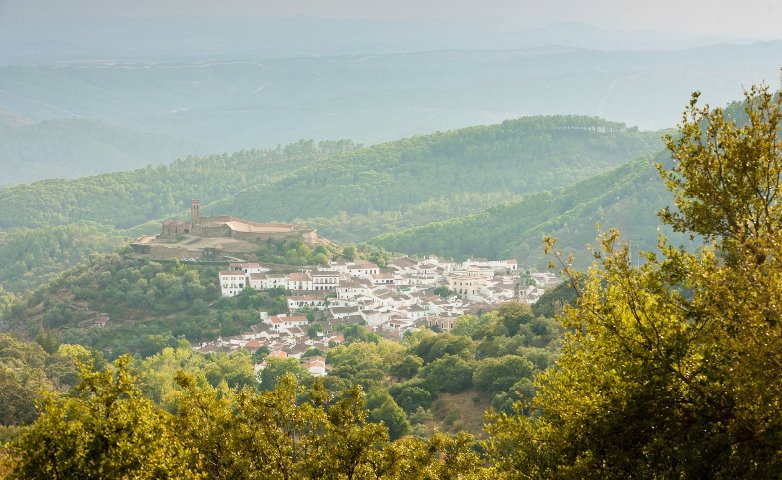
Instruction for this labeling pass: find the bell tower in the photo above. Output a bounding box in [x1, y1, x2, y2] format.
[191, 199, 200, 224]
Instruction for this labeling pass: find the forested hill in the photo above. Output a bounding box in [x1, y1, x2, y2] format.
[371, 151, 694, 269]
[0, 116, 660, 293]
[201, 116, 664, 238]
[0, 140, 357, 230]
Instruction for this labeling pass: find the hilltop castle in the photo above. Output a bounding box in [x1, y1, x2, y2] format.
[160, 200, 318, 244]
[131, 200, 319, 261]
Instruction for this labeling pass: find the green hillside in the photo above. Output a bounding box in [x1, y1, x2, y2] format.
[371, 152, 695, 268]
[202, 116, 663, 241]
[0, 140, 356, 230]
[0, 225, 128, 294]
[0, 116, 661, 292]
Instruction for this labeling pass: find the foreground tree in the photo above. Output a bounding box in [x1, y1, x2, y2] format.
[486, 85, 782, 479]
[8, 355, 201, 479]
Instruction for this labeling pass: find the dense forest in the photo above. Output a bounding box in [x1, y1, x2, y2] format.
[0, 225, 127, 293]
[371, 152, 694, 268]
[0, 139, 358, 230]
[202, 116, 663, 233]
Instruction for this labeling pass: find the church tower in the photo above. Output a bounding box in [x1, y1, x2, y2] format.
[191, 199, 200, 224]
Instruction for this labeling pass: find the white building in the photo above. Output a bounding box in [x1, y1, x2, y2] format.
[219, 270, 248, 297]
[266, 314, 309, 331]
[448, 274, 489, 301]
[312, 270, 340, 291]
[302, 356, 326, 376]
[249, 273, 288, 290]
[287, 272, 313, 291]
[348, 261, 380, 278]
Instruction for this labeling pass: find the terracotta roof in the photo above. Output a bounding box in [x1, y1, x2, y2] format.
[350, 261, 378, 269]
[303, 357, 326, 368]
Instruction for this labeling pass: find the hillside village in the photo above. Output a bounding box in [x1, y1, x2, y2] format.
[199, 255, 561, 376]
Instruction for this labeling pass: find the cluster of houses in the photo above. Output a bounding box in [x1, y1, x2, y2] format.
[202, 256, 561, 376]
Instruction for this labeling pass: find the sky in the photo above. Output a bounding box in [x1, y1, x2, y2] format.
[1, 0, 780, 39]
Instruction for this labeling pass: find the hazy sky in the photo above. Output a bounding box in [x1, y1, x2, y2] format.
[1, 0, 780, 39]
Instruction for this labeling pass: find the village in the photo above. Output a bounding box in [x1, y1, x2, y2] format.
[197, 255, 561, 377]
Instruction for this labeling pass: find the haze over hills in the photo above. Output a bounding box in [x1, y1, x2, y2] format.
[0, 18, 759, 62]
[0, 119, 202, 184]
[0, 25, 780, 184]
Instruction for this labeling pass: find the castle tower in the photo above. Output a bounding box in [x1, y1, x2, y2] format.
[191, 199, 200, 223]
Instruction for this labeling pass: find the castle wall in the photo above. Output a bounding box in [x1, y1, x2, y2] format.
[199, 225, 232, 238]
[231, 230, 310, 243]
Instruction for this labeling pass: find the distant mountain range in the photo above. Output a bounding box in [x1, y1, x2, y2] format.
[0, 119, 201, 185]
[0, 30, 779, 184]
[0, 18, 761, 61]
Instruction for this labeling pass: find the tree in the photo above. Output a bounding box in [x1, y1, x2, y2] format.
[342, 245, 357, 261]
[422, 355, 473, 393]
[660, 85, 782, 255]
[307, 323, 322, 339]
[390, 384, 433, 414]
[8, 356, 200, 479]
[366, 389, 411, 440]
[473, 355, 534, 395]
[486, 85, 782, 478]
[433, 286, 453, 299]
[389, 354, 424, 380]
[258, 357, 310, 391]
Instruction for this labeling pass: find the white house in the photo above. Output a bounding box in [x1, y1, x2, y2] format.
[336, 280, 372, 300]
[327, 261, 350, 273]
[249, 273, 288, 290]
[381, 317, 415, 333]
[266, 314, 309, 331]
[287, 272, 313, 291]
[348, 261, 380, 279]
[369, 272, 395, 286]
[311, 270, 340, 291]
[329, 305, 364, 320]
[302, 356, 326, 376]
[219, 270, 248, 297]
[447, 273, 489, 301]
